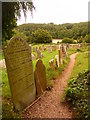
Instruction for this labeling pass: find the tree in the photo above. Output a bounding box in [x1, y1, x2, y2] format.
[78, 36, 84, 43]
[29, 28, 52, 43]
[2, 1, 35, 45]
[84, 34, 90, 43]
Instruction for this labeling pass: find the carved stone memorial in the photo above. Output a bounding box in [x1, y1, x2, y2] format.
[4, 37, 36, 111]
[34, 59, 47, 97]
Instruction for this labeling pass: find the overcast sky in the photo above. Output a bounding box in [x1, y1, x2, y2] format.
[17, 0, 89, 25]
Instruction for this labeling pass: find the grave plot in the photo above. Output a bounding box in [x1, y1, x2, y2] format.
[4, 37, 36, 111]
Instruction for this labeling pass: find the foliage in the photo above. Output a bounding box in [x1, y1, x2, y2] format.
[77, 36, 85, 43]
[62, 38, 74, 44]
[65, 70, 89, 119]
[84, 34, 90, 43]
[17, 22, 88, 41]
[29, 28, 52, 43]
[2, 1, 35, 46]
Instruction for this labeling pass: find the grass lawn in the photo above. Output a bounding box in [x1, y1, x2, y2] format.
[71, 51, 88, 78]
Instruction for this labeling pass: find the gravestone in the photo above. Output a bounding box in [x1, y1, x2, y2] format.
[49, 59, 55, 70]
[47, 46, 52, 53]
[4, 37, 36, 111]
[33, 47, 36, 52]
[55, 55, 59, 67]
[34, 59, 47, 97]
[42, 45, 44, 52]
[39, 46, 42, 51]
[32, 54, 36, 60]
[58, 48, 63, 65]
[36, 47, 38, 52]
[37, 50, 42, 58]
[44, 47, 46, 51]
[59, 44, 61, 49]
[62, 46, 67, 58]
[52, 45, 57, 51]
[0, 59, 6, 68]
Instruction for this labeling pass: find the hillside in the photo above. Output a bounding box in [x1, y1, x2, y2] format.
[17, 22, 88, 41]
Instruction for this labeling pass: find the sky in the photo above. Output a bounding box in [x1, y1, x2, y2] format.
[17, 0, 89, 25]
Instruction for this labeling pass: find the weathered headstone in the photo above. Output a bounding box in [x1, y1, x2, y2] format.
[37, 50, 42, 58]
[32, 54, 36, 60]
[36, 47, 38, 52]
[55, 55, 59, 67]
[39, 46, 42, 51]
[4, 37, 36, 111]
[42, 45, 44, 52]
[52, 45, 57, 51]
[0, 59, 6, 68]
[44, 47, 46, 51]
[34, 59, 47, 97]
[62, 45, 67, 58]
[33, 47, 36, 52]
[49, 59, 55, 70]
[58, 48, 63, 65]
[59, 44, 61, 49]
[47, 46, 52, 53]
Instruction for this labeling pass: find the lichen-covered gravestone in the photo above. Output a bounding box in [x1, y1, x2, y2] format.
[49, 59, 55, 70]
[34, 59, 47, 98]
[55, 55, 59, 67]
[52, 45, 57, 51]
[58, 47, 63, 65]
[37, 50, 42, 58]
[4, 37, 36, 111]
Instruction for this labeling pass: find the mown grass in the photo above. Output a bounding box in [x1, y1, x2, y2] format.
[72, 51, 88, 77]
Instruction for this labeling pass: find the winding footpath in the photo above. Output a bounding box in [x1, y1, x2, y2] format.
[22, 53, 78, 118]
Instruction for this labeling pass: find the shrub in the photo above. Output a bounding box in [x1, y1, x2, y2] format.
[65, 70, 90, 119]
[62, 38, 73, 44]
[29, 28, 52, 43]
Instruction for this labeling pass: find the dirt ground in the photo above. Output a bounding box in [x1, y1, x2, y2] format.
[22, 53, 78, 118]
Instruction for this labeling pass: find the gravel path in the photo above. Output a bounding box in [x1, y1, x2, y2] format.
[22, 53, 78, 118]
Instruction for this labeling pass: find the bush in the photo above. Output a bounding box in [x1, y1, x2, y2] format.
[65, 70, 90, 119]
[29, 28, 52, 43]
[62, 38, 73, 44]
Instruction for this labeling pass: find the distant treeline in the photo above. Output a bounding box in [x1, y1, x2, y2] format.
[16, 22, 89, 43]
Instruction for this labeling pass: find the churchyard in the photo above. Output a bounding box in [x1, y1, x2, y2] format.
[0, 37, 89, 118]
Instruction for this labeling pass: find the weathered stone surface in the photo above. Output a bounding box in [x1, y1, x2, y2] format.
[62, 45, 67, 58]
[0, 59, 6, 68]
[34, 59, 47, 97]
[39, 46, 42, 51]
[55, 55, 59, 67]
[37, 50, 42, 58]
[47, 46, 52, 53]
[33, 47, 36, 52]
[4, 37, 36, 111]
[58, 49, 63, 65]
[49, 59, 55, 70]
[32, 54, 36, 60]
[52, 45, 57, 51]
[36, 47, 38, 52]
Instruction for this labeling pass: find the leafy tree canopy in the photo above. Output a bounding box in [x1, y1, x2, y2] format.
[29, 28, 52, 43]
[2, 1, 35, 45]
